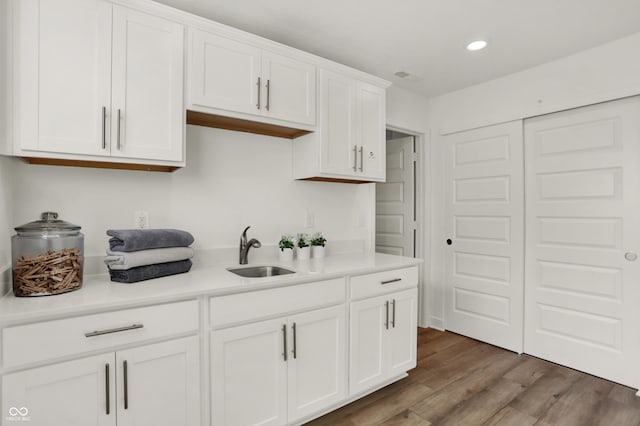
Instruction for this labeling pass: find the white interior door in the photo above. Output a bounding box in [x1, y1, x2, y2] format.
[524, 96, 640, 389]
[444, 120, 524, 353]
[376, 136, 415, 256]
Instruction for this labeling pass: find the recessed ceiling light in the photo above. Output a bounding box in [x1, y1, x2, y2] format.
[466, 40, 487, 51]
[394, 71, 411, 78]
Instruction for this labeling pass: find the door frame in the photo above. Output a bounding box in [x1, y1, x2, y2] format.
[381, 125, 430, 328]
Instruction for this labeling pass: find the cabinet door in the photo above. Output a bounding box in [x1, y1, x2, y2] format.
[387, 288, 418, 377]
[16, 0, 112, 156]
[349, 295, 386, 396]
[2, 353, 115, 426]
[319, 69, 358, 177]
[211, 318, 287, 426]
[189, 30, 262, 116]
[115, 336, 200, 426]
[262, 52, 316, 126]
[358, 82, 386, 180]
[287, 305, 346, 422]
[111, 6, 184, 162]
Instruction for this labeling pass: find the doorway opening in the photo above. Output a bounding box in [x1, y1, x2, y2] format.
[375, 129, 418, 258]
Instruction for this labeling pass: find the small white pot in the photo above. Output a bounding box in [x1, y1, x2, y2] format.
[296, 246, 310, 260]
[279, 248, 294, 262]
[312, 245, 325, 258]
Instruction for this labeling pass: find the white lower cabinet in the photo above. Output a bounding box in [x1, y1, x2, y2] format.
[211, 305, 346, 426]
[2, 336, 200, 426]
[349, 288, 417, 396]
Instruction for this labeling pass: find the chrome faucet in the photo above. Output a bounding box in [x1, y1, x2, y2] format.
[239, 226, 261, 264]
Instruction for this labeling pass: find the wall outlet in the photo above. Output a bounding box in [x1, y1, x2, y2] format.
[134, 211, 149, 229]
[304, 211, 315, 228]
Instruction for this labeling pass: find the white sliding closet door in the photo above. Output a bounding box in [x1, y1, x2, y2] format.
[524, 96, 640, 389]
[444, 121, 524, 353]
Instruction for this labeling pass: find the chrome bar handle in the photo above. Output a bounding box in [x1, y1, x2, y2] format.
[105, 364, 110, 415]
[381, 278, 402, 285]
[256, 77, 261, 110]
[85, 324, 144, 338]
[292, 322, 297, 359]
[101, 106, 106, 149]
[116, 109, 122, 150]
[359, 146, 364, 172]
[353, 145, 358, 172]
[385, 301, 389, 330]
[265, 79, 270, 111]
[123, 360, 129, 410]
[282, 324, 288, 361]
[392, 299, 396, 328]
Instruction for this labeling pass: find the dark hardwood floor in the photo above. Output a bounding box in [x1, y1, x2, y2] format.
[308, 328, 640, 426]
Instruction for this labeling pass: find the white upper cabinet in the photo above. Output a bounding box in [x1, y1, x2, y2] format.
[110, 6, 184, 162]
[15, 0, 112, 157]
[293, 69, 388, 182]
[189, 29, 316, 127]
[11, 0, 185, 165]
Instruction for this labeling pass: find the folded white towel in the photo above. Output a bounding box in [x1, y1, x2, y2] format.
[104, 247, 195, 270]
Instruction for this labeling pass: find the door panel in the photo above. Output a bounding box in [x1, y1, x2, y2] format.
[189, 30, 261, 114]
[349, 296, 386, 395]
[287, 306, 346, 422]
[262, 52, 315, 126]
[2, 353, 115, 426]
[111, 6, 184, 161]
[388, 288, 417, 377]
[116, 337, 200, 426]
[211, 319, 287, 426]
[17, 0, 111, 156]
[376, 136, 414, 256]
[444, 120, 524, 352]
[524, 96, 640, 389]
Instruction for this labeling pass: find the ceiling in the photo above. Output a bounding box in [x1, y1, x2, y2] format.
[155, 0, 640, 98]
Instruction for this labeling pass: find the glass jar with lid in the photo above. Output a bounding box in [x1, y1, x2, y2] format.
[11, 212, 84, 297]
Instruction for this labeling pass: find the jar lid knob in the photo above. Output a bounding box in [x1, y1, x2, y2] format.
[41, 212, 59, 221]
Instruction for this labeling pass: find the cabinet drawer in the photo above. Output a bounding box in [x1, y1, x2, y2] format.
[210, 278, 345, 328]
[2, 300, 199, 368]
[350, 266, 418, 300]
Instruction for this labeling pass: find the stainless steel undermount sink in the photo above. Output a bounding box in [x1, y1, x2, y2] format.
[227, 265, 295, 278]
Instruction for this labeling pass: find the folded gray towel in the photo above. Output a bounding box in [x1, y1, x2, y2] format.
[107, 229, 194, 252]
[109, 259, 192, 283]
[104, 247, 195, 270]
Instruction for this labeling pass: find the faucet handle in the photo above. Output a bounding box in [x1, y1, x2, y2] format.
[242, 226, 251, 237]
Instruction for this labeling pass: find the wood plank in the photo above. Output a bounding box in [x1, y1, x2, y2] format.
[186, 110, 311, 139]
[21, 157, 179, 172]
[310, 329, 640, 426]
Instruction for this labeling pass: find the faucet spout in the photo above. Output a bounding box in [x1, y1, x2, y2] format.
[239, 226, 261, 264]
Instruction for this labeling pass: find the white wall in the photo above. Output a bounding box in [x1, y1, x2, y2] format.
[426, 32, 640, 329]
[7, 126, 371, 260]
[0, 155, 13, 267]
[386, 85, 431, 327]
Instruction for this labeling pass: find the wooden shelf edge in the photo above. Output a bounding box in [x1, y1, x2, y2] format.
[297, 177, 373, 184]
[186, 110, 313, 139]
[20, 157, 181, 172]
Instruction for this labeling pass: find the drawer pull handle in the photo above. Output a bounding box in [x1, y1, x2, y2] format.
[105, 363, 110, 415]
[123, 360, 129, 410]
[381, 278, 402, 285]
[385, 300, 390, 330]
[292, 322, 297, 359]
[85, 323, 144, 338]
[392, 299, 396, 328]
[282, 324, 288, 361]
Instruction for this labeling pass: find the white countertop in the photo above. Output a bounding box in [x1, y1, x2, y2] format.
[0, 252, 422, 325]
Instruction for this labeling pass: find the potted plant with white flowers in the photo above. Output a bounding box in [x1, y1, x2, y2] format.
[278, 234, 295, 262]
[310, 232, 327, 258]
[296, 233, 310, 260]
